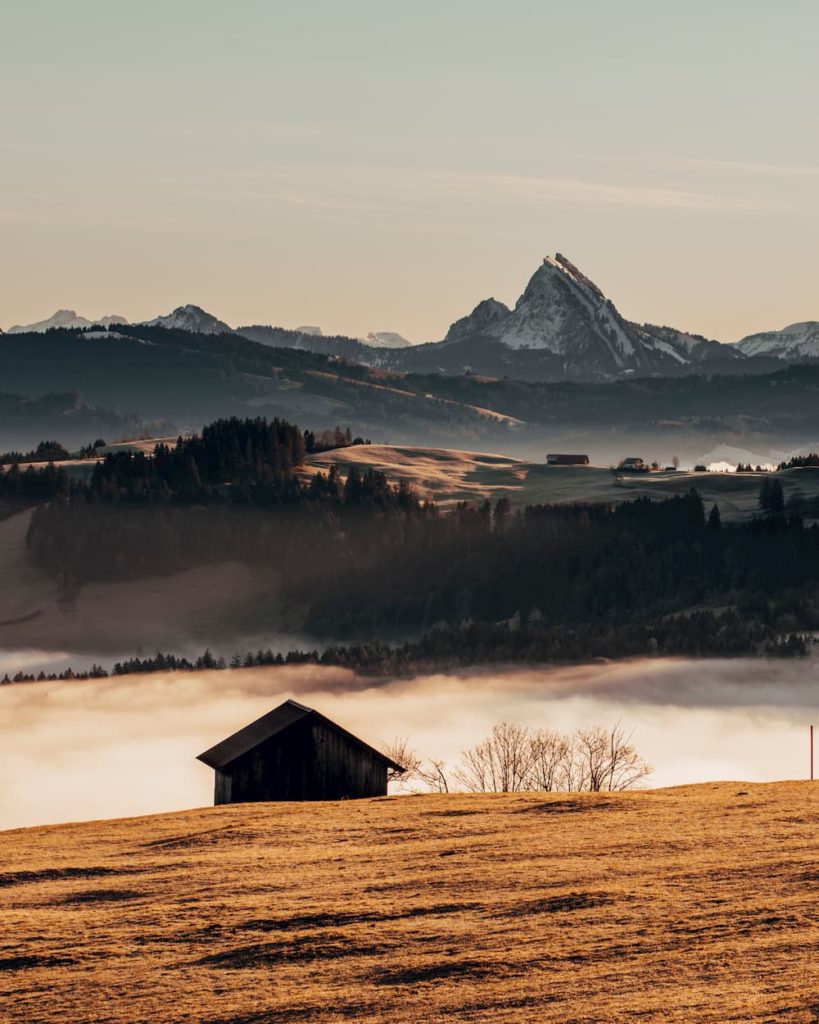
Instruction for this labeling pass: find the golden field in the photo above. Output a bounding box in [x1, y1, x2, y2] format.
[2, 782, 818, 1023]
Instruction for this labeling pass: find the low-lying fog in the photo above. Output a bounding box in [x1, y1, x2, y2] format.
[2, 656, 817, 830]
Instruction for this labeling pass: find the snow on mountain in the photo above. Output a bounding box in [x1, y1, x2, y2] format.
[7, 310, 128, 333]
[141, 305, 232, 334]
[444, 299, 512, 344]
[429, 254, 773, 380]
[638, 324, 744, 365]
[736, 322, 819, 360]
[360, 331, 412, 349]
[438, 254, 724, 377]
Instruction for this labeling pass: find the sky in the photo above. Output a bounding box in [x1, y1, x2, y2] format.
[1, 658, 815, 829]
[2, 1, 818, 341]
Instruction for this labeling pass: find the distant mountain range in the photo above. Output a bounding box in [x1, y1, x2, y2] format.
[7, 310, 129, 333]
[5, 305, 411, 349]
[3, 254, 818, 380]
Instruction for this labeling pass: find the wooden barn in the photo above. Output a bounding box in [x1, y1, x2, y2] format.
[196, 699, 404, 804]
[546, 453, 590, 466]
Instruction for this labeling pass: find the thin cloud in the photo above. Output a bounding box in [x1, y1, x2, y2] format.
[212, 163, 784, 213]
[431, 170, 784, 212]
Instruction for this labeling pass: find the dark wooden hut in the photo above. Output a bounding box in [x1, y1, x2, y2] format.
[197, 699, 404, 804]
[546, 453, 590, 466]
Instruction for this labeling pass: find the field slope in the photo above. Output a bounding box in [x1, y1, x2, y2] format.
[2, 782, 818, 1023]
[306, 443, 819, 518]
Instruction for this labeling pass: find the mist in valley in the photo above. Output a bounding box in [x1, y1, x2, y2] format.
[2, 656, 816, 831]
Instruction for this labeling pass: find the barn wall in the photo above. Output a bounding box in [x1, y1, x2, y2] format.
[217, 717, 388, 803]
[214, 771, 232, 805]
[309, 720, 388, 799]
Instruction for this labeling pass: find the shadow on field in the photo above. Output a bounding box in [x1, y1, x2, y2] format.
[375, 960, 493, 985]
[235, 902, 475, 933]
[505, 892, 613, 916]
[516, 798, 623, 815]
[59, 888, 142, 905]
[0, 866, 122, 888]
[0, 955, 75, 972]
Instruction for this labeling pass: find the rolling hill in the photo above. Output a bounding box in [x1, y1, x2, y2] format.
[1, 782, 816, 1023]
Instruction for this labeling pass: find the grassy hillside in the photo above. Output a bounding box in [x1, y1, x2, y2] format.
[306, 443, 819, 519]
[2, 783, 817, 1023]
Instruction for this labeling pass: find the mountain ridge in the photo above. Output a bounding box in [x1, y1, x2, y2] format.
[5, 254, 818, 380]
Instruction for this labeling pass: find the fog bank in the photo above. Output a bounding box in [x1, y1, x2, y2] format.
[2, 657, 817, 830]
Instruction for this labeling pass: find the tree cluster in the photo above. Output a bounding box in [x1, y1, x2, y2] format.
[385, 722, 653, 794]
[0, 440, 72, 465]
[778, 453, 819, 470]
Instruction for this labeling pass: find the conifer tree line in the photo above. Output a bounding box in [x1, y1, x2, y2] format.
[0, 417, 368, 505]
[1, 609, 807, 686]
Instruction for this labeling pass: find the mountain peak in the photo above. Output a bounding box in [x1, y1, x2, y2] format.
[7, 310, 128, 333]
[361, 331, 411, 349]
[141, 305, 232, 334]
[434, 252, 748, 378]
[444, 297, 511, 344]
[737, 321, 819, 360]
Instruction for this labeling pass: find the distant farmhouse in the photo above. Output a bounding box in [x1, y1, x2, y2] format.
[546, 453, 590, 466]
[617, 457, 648, 472]
[197, 699, 404, 804]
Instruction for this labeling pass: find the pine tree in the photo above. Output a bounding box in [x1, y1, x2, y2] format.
[708, 503, 721, 530]
[758, 477, 772, 511]
[768, 478, 785, 513]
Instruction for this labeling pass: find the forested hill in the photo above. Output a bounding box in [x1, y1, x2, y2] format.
[0, 325, 507, 449]
[0, 391, 150, 450]
[3, 325, 819, 454]
[15, 413, 819, 662]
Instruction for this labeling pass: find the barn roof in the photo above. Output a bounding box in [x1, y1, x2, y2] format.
[196, 699, 405, 772]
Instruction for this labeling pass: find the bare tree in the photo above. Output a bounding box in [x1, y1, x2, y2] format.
[573, 724, 653, 792]
[527, 728, 572, 791]
[381, 736, 421, 783]
[456, 722, 536, 792]
[386, 722, 651, 796]
[416, 758, 451, 793]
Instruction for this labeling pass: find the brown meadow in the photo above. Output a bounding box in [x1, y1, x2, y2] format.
[2, 782, 818, 1023]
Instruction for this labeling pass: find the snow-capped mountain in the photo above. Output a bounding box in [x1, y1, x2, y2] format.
[141, 305, 231, 334]
[7, 309, 128, 333]
[736, 322, 819, 361]
[409, 254, 743, 379]
[360, 331, 411, 349]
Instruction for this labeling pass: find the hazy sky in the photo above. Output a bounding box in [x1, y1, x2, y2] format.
[2, 1, 818, 341]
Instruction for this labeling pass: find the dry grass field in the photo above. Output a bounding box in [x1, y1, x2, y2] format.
[2, 782, 818, 1023]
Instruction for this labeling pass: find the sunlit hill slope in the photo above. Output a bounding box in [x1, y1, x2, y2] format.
[2, 782, 818, 1023]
